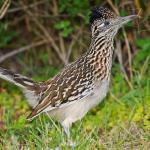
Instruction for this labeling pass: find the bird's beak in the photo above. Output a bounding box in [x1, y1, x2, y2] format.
[119, 15, 139, 26]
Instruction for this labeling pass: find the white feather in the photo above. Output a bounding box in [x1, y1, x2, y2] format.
[23, 89, 39, 108]
[47, 79, 110, 126]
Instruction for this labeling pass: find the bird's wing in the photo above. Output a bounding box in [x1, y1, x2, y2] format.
[27, 59, 94, 121]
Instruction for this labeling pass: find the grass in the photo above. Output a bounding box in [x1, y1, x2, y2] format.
[0, 47, 150, 149]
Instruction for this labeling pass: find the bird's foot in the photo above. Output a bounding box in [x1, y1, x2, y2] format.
[55, 146, 60, 150]
[68, 139, 76, 148]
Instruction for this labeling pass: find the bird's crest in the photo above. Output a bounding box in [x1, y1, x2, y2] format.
[90, 6, 117, 24]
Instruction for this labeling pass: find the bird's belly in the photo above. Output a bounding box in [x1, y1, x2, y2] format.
[47, 79, 110, 124]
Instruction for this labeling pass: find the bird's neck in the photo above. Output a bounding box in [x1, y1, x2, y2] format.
[86, 35, 114, 80]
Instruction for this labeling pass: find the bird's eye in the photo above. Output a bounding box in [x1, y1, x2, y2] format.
[104, 21, 110, 26]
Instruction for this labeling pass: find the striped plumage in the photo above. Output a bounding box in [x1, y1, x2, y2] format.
[0, 6, 138, 146]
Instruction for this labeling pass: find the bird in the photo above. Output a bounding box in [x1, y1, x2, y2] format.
[0, 6, 138, 146]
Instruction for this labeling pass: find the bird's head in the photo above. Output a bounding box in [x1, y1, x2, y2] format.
[90, 6, 138, 38]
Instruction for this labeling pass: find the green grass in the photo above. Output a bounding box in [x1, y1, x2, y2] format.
[0, 46, 150, 149]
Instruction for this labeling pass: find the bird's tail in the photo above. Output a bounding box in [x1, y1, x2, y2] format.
[0, 67, 38, 89]
[0, 67, 44, 108]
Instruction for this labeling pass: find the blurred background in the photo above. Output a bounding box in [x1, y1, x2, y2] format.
[0, 0, 150, 149]
[0, 0, 149, 77]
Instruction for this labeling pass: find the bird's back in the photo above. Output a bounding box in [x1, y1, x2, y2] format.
[30, 52, 110, 123]
[28, 55, 97, 120]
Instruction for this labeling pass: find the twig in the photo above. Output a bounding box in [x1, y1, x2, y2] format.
[107, 0, 134, 89]
[116, 40, 133, 90]
[59, 35, 67, 64]
[20, 1, 66, 65]
[122, 27, 133, 79]
[0, 40, 48, 63]
[140, 54, 150, 76]
[0, 0, 11, 19]
[66, 27, 84, 63]
[110, 92, 124, 105]
[106, 0, 119, 15]
[7, 1, 44, 13]
[66, 37, 77, 63]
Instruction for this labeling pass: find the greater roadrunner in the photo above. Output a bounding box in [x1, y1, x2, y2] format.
[0, 6, 138, 145]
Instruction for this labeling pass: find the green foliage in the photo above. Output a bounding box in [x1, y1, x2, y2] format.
[54, 20, 73, 37]
[0, 0, 5, 6]
[120, 9, 128, 16]
[136, 37, 150, 50]
[0, 23, 17, 48]
[133, 37, 150, 69]
[53, 0, 90, 38]
[59, 0, 90, 17]
[32, 66, 59, 81]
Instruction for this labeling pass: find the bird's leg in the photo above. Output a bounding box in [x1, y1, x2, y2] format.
[62, 121, 76, 147]
[63, 126, 76, 147]
[63, 125, 70, 139]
